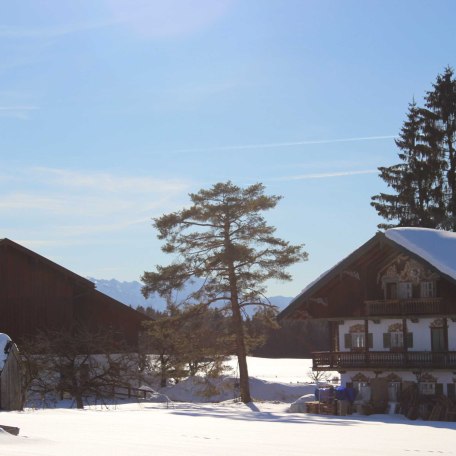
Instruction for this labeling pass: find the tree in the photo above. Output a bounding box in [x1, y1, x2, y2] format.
[142, 181, 308, 403]
[21, 326, 140, 409]
[372, 67, 456, 229]
[140, 306, 188, 387]
[423, 66, 456, 229]
[371, 101, 445, 228]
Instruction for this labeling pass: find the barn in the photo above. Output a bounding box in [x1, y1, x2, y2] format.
[0, 238, 148, 349]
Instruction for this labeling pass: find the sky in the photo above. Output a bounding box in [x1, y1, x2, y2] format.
[1, 0, 455, 298]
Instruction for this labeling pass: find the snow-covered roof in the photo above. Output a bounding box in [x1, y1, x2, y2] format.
[385, 227, 456, 282]
[0, 333, 12, 370]
[278, 227, 456, 320]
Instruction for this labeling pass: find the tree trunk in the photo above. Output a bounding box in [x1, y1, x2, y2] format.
[159, 355, 167, 387]
[75, 393, 84, 409]
[224, 221, 251, 403]
[231, 304, 251, 403]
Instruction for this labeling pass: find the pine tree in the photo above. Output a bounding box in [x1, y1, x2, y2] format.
[141, 181, 308, 403]
[372, 67, 455, 229]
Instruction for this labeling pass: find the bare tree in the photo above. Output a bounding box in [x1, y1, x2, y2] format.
[21, 326, 141, 408]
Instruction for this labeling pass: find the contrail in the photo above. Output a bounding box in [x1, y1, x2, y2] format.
[270, 169, 378, 182]
[167, 135, 397, 154]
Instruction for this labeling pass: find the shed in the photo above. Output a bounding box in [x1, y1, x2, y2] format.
[0, 334, 22, 410]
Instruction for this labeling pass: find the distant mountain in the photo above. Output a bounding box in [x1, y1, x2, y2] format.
[88, 278, 168, 312]
[89, 278, 293, 314]
[267, 296, 293, 310]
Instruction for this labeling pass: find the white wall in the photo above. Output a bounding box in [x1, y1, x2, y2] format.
[337, 317, 454, 352]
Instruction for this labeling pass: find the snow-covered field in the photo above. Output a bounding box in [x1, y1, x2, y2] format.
[0, 357, 454, 456]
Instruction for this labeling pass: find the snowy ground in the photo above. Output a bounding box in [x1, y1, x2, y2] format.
[0, 357, 454, 456]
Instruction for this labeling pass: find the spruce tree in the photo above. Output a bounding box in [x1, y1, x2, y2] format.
[371, 101, 444, 228]
[423, 66, 456, 229]
[141, 181, 308, 403]
[372, 67, 455, 229]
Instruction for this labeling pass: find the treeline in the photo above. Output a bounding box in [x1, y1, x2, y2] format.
[137, 305, 329, 362]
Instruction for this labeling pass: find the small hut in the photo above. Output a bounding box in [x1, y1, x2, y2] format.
[0, 334, 22, 410]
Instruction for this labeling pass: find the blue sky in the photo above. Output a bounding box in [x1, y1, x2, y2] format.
[1, 0, 455, 297]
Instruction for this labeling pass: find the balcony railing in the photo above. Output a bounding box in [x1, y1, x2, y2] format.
[312, 350, 456, 371]
[365, 298, 442, 316]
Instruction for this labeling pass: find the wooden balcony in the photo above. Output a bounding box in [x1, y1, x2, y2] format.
[312, 350, 456, 371]
[365, 297, 442, 316]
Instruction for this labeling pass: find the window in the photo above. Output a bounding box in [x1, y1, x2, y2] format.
[388, 382, 401, 401]
[419, 382, 435, 395]
[383, 332, 413, 349]
[398, 282, 412, 299]
[353, 381, 371, 401]
[386, 282, 397, 299]
[420, 281, 436, 298]
[352, 333, 365, 349]
[431, 327, 445, 352]
[344, 332, 373, 349]
[390, 332, 403, 348]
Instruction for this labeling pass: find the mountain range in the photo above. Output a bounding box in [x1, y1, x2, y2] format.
[89, 278, 293, 314]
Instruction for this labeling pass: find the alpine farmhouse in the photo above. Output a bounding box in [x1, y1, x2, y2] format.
[279, 228, 456, 400]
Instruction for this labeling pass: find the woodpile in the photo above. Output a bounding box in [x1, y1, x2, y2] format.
[305, 401, 337, 415]
[399, 384, 456, 421]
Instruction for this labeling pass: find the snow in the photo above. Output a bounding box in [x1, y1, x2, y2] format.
[148, 357, 321, 403]
[0, 357, 454, 456]
[385, 227, 456, 281]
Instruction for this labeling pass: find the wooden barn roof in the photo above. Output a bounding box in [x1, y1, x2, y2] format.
[0, 238, 151, 321]
[0, 238, 94, 289]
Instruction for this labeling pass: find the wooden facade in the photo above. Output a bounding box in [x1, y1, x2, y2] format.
[0, 238, 149, 349]
[280, 233, 456, 323]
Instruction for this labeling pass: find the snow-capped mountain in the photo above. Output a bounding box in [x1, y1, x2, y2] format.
[88, 278, 292, 313]
[88, 278, 168, 311]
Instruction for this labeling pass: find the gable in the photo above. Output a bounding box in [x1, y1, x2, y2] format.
[0, 238, 93, 289]
[279, 228, 456, 321]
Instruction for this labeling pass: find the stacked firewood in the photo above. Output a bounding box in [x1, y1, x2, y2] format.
[399, 384, 456, 421]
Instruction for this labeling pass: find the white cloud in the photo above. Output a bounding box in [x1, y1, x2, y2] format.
[32, 167, 187, 194]
[0, 20, 118, 40]
[0, 166, 191, 240]
[0, 105, 39, 119]
[105, 0, 236, 39]
[0, 193, 66, 211]
[0, 0, 236, 41]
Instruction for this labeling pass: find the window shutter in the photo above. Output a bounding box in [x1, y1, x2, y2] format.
[344, 334, 352, 349]
[383, 333, 391, 348]
[368, 333, 373, 349]
[435, 383, 444, 395]
[406, 332, 413, 348]
[447, 383, 455, 399]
